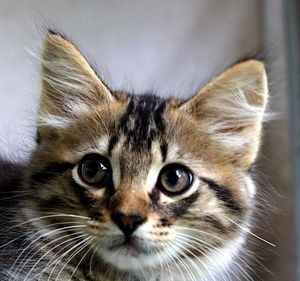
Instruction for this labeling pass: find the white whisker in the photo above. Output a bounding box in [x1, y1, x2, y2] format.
[0, 192, 35, 201]
[68, 240, 95, 281]
[1, 219, 88, 250]
[175, 226, 224, 241]
[163, 242, 186, 281]
[37, 233, 88, 280]
[9, 225, 86, 280]
[7, 213, 90, 231]
[48, 236, 92, 281]
[229, 219, 275, 247]
[170, 241, 198, 281]
[175, 233, 231, 281]
[172, 238, 210, 281]
[23, 232, 88, 281]
[89, 244, 99, 278]
[55, 236, 94, 281]
[176, 232, 219, 252]
[154, 248, 165, 281]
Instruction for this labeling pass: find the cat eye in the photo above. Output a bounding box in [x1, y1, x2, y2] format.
[157, 164, 193, 196]
[78, 154, 112, 188]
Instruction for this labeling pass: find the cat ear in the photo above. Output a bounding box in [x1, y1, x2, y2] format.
[38, 33, 114, 126]
[179, 60, 268, 170]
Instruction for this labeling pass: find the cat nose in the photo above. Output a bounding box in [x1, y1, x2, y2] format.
[111, 212, 147, 239]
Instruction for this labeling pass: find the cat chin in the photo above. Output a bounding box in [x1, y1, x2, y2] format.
[98, 247, 158, 270]
[95, 233, 160, 270]
[100, 232, 247, 276]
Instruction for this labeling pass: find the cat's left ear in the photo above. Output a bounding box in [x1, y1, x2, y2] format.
[179, 60, 268, 170]
[39, 32, 115, 121]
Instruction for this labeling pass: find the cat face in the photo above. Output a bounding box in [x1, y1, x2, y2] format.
[24, 33, 268, 279]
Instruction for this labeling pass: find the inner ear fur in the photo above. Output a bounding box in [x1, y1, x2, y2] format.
[37, 33, 117, 142]
[179, 60, 269, 170]
[39, 33, 114, 118]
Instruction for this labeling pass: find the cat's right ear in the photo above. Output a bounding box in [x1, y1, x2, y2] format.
[178, 60, 268, 170]
[37, 33, 115, 140]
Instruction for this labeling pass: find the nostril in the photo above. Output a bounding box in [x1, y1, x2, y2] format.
[111, 212, 147, 239]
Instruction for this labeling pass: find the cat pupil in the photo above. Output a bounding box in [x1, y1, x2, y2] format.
[86, 161, 103, 179]
[166, 170, 181, 186]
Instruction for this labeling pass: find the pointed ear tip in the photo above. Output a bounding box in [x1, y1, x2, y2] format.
[235, 59, 266, 74]
[42, 32, 74, 60]
[44, 30, 72, 50]
[45, 32, 64, 44]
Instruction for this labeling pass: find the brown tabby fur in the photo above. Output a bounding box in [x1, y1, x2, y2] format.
[0, 33, 268, 281]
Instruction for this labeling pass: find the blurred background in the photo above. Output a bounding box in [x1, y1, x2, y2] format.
[0, 1, 298, 280]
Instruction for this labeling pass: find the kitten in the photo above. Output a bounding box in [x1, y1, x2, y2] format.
[0, 32, 268, 281]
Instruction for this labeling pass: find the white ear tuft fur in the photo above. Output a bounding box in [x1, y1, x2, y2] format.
[180, 60, 269, 169]
[37, 113, 73, 128]
[38, 33, 114, 123]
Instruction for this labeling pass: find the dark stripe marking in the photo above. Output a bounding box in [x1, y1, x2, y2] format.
[149, 187, 160, 205]
[108, 135, 118, 156]
[31, 162, 74, 183]
[166, 191, 200, 219]
[38, 196, 71, 210]
[119, 95, 167, 151]
[201, 215, 227, 233]
[71, 180, 95, 206]
[150, 188, 200, 219]
[160, 142, 168, 162]
[71, 179, 115, 208]
[153, 100, 167, 132]
[201, 178, 241, 214]
[120, 97, 134, 131]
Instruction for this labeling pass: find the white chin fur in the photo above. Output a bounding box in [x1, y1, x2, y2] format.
[99, 248, 157, 270]
[97, 232, 246, 280]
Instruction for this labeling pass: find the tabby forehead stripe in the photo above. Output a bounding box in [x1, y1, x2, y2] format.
[119, 95, 167, 151]
[108, 135, 118, 156]
[31, 162, 75, 184]
[153, 99, 167, 132]
[160, 142, 168, 162]
[201, 178, 242, 214]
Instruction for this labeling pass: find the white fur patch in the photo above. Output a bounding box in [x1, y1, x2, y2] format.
[37, 113, 72, 128]
[204, 87, 266, 148]
[245, 175, 256, 198]
[200, 234, 246, 280]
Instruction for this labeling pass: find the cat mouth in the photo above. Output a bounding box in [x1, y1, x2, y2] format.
[107, 236, 151, 256]
[109, 241, 141, 257]
[98, 236, 160, 270]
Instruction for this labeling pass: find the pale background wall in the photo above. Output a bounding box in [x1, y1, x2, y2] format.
[0, 0, 295, 280]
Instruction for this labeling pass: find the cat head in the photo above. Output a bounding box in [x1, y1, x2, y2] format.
[25, 33, 268, 278]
